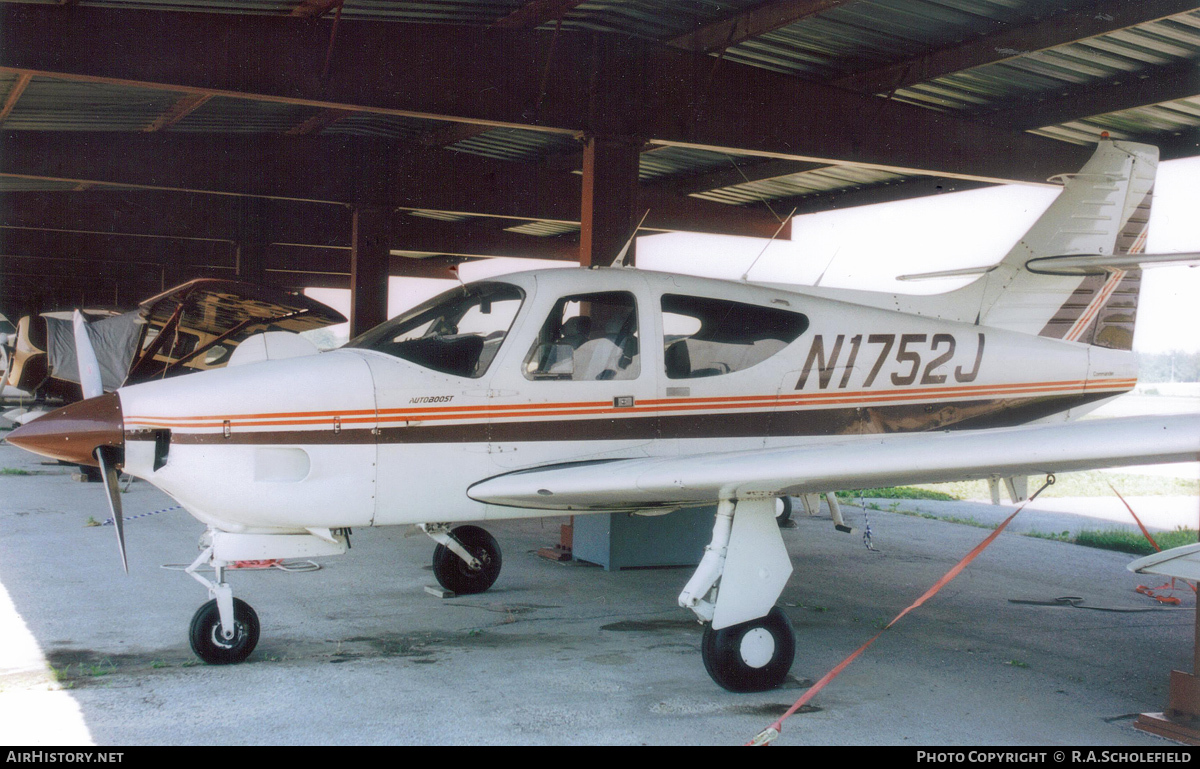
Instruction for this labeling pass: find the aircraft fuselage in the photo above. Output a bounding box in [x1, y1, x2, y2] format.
[113, 268, 1134, 533]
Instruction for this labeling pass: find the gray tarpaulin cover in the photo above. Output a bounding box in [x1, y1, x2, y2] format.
[45, 311, 142, 391]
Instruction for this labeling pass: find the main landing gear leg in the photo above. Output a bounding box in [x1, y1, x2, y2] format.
[679, 498, 796, 692]
[422, 523, 502, 595]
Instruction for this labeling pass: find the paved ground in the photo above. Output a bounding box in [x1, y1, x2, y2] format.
[0, 435, 1197, 747]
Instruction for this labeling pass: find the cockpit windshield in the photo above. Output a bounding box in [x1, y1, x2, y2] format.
[347, 282, 525, 378]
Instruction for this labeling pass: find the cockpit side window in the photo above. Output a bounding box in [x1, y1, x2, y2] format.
[662, 294, 808, 379]
[347, 283, 524, 378]
[524, 292, 640, 381]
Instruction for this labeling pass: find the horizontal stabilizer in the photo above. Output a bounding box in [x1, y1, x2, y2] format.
[1026, 252, 1200, 276]
[469, 415, 1200, 511]
[1129, 543, 1200, 582]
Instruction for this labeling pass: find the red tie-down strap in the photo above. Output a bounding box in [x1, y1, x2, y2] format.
[747, 476, 1057, 746]
[1109, 482, 1195, 605]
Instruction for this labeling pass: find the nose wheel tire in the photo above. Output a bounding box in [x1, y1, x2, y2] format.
[432, 525, 502, 595]
[189, 598, 260, 665]
[701, 606, 795, 692]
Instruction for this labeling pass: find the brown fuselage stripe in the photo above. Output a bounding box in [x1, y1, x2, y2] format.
[124, 378, 1136, 430]
[148, 392, 1115, 447]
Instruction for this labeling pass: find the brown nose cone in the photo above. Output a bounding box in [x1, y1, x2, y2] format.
[6, 392, 124, 467]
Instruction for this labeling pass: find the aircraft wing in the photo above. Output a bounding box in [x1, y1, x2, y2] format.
[126, 279, 347, 382]
[137, 278, 346, 337]
[468, 414, 1200, 512]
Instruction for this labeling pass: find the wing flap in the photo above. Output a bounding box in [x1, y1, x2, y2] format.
[468, 415, 1200, 511]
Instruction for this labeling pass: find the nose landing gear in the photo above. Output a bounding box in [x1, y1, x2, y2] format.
[189, 597, 260, 665]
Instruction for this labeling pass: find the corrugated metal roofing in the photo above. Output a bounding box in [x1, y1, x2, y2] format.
[170, 97, 318, 133]
[891, 11, 1200, 134]
[693, 164, 907, 206]
[503, 220, 580, 237]
[0, 76, 184, 131]
[446, 127, 580, 162]
[1, 0, 1198, 212]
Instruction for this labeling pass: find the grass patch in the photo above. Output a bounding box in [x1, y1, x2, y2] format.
[0, 467, 31, 476]
[832, 472, 1197, 504]
[836, 486, 958, 501]
[1074, 527, 1198, 556]
[914, 471, 1198, 500]
[1021, 527, 1198, 556]
[891, 509, 997, 530]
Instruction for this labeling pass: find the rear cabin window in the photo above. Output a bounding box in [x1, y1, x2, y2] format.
[662, 294, 807, 379]
[524, 292, 639, 381]
[348, 282, 524, 378]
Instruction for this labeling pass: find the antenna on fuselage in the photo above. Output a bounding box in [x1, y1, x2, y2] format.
[740, 207, 797, 282]
[611, 209, 651, 269]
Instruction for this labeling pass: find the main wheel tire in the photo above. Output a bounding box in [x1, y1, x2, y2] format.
[701, 606, 795, 693]
[775, 496, 793, 526]
[189, 598, 260, 665]
[432, 525, 502, 595]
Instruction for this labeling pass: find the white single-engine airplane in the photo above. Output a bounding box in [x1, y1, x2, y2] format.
[7, 139, 1200, 692]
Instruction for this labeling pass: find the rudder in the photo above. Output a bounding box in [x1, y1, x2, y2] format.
[973, 139, 1157, 351]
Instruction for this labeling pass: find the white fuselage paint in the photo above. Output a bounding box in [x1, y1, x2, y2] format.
[117, 268, 1133, 534]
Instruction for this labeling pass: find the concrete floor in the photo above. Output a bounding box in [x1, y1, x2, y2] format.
[0, 439, 1197, 746]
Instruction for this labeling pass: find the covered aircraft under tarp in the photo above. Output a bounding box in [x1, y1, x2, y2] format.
[3, 279, 346, 406]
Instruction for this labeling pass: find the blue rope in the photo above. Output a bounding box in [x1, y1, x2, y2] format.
[101, 505, 181, 526]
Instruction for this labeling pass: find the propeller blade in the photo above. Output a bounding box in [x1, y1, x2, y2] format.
[95, 446, 128, 574]
[0, 335, 11, 400]
[73, 310, 104, 400]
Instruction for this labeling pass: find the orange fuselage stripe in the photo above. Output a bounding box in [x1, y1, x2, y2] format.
[124, 378, 1136, 431]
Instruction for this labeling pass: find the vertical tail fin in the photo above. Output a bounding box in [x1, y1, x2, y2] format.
[973, 139, 1157, 350]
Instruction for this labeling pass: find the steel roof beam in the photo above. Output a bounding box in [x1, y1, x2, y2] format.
[0, 189, 584, 259]
[651, 157, 827, 197]
[979, 59, 1200, 131]
[767, 176, 996, 217]
[491, 0, 585, 29]
[0, 5, 1090, 184]
[668, 0, 852, 54]
[831, 0, 1200, 95]
[290, 0, 343, 18]
[0, 132, 787, 238]
[142, 93, 213, 132]
[0, 72, 32, 125]
[286, 108, 354, 136]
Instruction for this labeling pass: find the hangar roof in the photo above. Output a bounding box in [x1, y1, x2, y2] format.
[1, 0, 1198, 311]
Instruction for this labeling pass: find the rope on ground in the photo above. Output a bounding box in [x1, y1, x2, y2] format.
[1008, 595, 1189, 612]
[95, 505, 181, 526]
[746, 475, 1055, 746]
